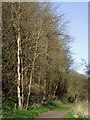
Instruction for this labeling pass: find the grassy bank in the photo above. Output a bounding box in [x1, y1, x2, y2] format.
[66, 101, 88, 119]
[2, 100, 69, 119]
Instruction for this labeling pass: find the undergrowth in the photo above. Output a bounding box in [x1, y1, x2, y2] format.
[2, 100, 68, 119]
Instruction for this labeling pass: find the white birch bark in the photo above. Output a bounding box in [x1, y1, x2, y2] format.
[17, 33, 22, 110]
[11, 2, 22, 110]
[17, 2, 22, 110]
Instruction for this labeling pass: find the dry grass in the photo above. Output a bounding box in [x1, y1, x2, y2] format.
[73, 100, 88, 118]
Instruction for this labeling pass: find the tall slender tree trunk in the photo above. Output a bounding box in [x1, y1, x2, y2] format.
[17, 31, 22, 110]
[25, 69, 28, 85]
[38, 72, 42, 97]
[21, 58, 24, 108]
[54, 85, 58, 96]
[47, 79, 51, 101]
[49, 79, 51, 95]
[26, 32, 39, 110]
[43, 41, 48, 101]
[25, 59, 35, 110]
[12, 2, 22, 110]
[43, 75, 47, 101]
[38, 72, 41, 88]
[17, 2, 22, 110]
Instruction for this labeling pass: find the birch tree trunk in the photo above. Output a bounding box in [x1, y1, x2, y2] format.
[17, 32, 22, 110]
[17, 2, 22, 110]
[21, 58, 24, 108]
[25, 60, 34, 110]
[12, 2, 22, 110]
[43, 41, 48, 101]
[26, 32, 40, 110]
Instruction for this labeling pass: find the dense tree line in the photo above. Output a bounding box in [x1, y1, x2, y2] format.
[2, 2, 88, 110]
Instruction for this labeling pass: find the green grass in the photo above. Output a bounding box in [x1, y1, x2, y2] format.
[66, 110, 75, 118]
[66, 102, 89, 119]
[66, 110, 89, 120]
[56, 102, 76, 112]
[2, 100, 68, 119]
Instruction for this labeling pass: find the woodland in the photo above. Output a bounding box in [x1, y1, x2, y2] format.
[1, 2, 88, 119]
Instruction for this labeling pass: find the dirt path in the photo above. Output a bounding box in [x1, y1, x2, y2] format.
[35, 104, 75, 119]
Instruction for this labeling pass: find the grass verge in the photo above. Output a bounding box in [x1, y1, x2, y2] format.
[56, 102, 76, 112]
[66, 101, 88, 119]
